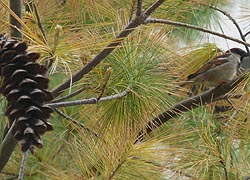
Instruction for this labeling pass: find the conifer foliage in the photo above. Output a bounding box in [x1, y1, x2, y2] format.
[0, 34, 53, 152]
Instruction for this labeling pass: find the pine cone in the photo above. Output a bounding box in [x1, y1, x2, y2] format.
[0, 34, 53, 152]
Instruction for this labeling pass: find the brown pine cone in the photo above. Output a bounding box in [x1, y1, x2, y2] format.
[0, 34, 53, 152]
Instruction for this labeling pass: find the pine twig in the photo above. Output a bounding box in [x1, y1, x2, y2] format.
[18, 152, 28, 180]
[52, 85, 89, 103]
[48, 88, 130, 108]
[144, 18, 250, 47]
[244, 31, 250, 38]
[33, 3, 47, 43]
[136, 0, 143, 16]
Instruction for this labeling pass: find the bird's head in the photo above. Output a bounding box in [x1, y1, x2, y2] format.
[226, 48, 248, 58]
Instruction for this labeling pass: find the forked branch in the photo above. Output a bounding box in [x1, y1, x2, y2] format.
[51, 0, 165, 98]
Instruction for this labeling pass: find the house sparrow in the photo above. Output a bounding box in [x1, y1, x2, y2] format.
[180, 48, 248, 88]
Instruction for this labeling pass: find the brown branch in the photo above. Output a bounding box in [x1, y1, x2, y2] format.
[51, 0, 165, 98]
[144, 18, 250, 47]
[136, 0, 143, 16]
[144, 0, 165, 16]
[244, 31, 250, 38]
[52, 85, 89, 103]
[140, 74, 247, 137]
[33, 3, 47, 43]
[48, 88, 130, 108]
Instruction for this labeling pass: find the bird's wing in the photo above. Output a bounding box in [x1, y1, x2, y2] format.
[187, 54, 230, 79]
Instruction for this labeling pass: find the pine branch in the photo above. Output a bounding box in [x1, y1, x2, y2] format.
[48, 88, 130, 108]
[139, 74, 247, 138]
[144, 18, 250, 47]
[51, 0, 166, 98]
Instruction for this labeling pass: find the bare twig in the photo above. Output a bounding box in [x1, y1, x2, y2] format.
[48, 88, 130, 108]
[144, 0, 165, 16]
[18, 152, 28, 180]
[244, 31, 250, 38]
[51, 0, 165, 98]
[136, 0, 143, 16]
[138, 74, 247, 138]
[54, 108, 98, 137]
[145, 18, 250, 47]
[33, 3, 47, 43]
[52, 85, 89, 103]
[194, 1, 250, 55]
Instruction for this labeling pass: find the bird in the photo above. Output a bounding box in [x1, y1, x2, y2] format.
[180, 48, 248, 88]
